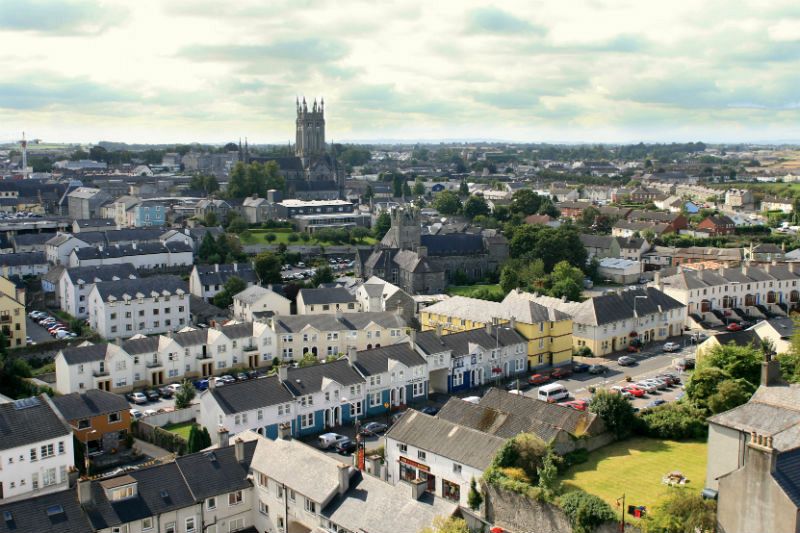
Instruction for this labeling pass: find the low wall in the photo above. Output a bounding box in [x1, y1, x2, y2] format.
[143, 406, 198, 427]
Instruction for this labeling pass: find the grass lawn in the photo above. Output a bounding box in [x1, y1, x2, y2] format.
[163, 421, 195, 441]
[446, 283, 505, 300]
[560, 437, 707, 519]
[240, 229, 377, 246]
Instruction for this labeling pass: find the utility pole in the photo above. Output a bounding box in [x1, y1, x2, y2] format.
[617, 493, 626, 532]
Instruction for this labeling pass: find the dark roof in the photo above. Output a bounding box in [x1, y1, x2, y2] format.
[104, 228, 165, 243]
[121, 336, 160, 354]
[65, 263, 138, 284]
[298, 287, 356, 305]
[352, 344, 426, 376]
[74, 241, 192, 260]
[420, 233, 484, 255]
[196, 263, 258, 286]
[74, 218, 115, 228]
[0, 487, 93, 533]
[52, 389, 130, 420]
[85, 462, 196, 529]
[12, 232, 54, 246]
[59, 343, 112, 364]
[284, 359, 365, 396]
[93, 275, 187, 300]
[584, 287, 685, 326]
[0, 251, 47, 267]
[176, 439, 256, 500]
[774, 447, 800, 507]
[712, 329, 760, 349]
[0, 395, 70, 451]
[209, 375, 294, 414]
[290, 179, 340, 192]
[415, 327, 526, 356]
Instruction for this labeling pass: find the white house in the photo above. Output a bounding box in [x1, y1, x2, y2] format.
[0, 252, 49, 278]
[296, 287, 359, 315]
[233, 285, 291, 321]
[58, 263, 138, 318]
[597, 257, 642, 284]
[45, 233, 90, 265]
[88, 275, 189, 339]
[68, 241, 193, 269]
[0, 395, 74, 503]
[189, 263, 259, 301]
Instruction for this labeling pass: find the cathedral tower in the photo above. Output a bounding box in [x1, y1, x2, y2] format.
[295, 96, 326, 161]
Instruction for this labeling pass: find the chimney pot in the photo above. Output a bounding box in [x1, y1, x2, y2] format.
[234, 437, 244, 462]
[277, 422, 292, 440]
[337, 463, 350, 496]
[348, 346, 358, 365]
[277, 365, 288, 382]
[435, 324, 443, 338]
[217, 427, 229, 447]
[77, 478, 93, 506]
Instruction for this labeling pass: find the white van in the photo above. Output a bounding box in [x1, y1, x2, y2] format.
[462, 396, 481, 404]
[318, 432, 348, 449]
[538, 383, 569, 403]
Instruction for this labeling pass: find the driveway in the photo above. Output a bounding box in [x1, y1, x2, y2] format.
[26, 316, 58, 344]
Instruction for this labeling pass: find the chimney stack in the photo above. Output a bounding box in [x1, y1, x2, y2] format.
[485, 321, 493, 335]
[337, 464, 351, 496]
[409, 329, 416, 349]
[761, 353, 784, 387]
[77, 478, 93, 506]
[234, 437, 244, 462]
[217, 427, 229, 447]
[409, 478, 427, 500]
[435, 324, 443, 338]
[348, 346, 358, 366]
[277, 422, 292, 440]
[277, 365, 288, 382]
[214, 264, 219, 272]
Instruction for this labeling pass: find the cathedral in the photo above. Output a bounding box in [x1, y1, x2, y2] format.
[241, 96, 344, 200]
[356, 206, 509, 295]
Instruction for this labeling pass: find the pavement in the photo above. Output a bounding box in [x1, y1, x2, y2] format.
[26, 316, 59, 344]
[133, 438, 173, 460]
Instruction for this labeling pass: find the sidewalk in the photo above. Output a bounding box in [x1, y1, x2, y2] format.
[134, 438, 173, 460]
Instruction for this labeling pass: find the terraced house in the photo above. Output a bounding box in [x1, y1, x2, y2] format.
[420, 289, 573, 369]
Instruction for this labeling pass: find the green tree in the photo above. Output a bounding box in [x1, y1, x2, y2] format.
[589, 389, 636, 439]
[559, 491, 616, 533]
[254, 252, 283, 284]
[298, 352, 319, 367]
[226, 214, 248, 234]
[537, 448, 561, 497]
[432, 190, 463, 215]
[373, 212, 392, 239]
[459, 180, 469, 196]
[212, 276, 247, 308]
[187, 425, 204, 453]
[265, 233, 277, 243]
[364, 184, 374, 200]
[198, 231, 218, 261]
[467, 477, 483, 511]
[190, 174, 220, 194]
[350, 226, 370, 243]
[510, 189, 542, 216]
[646, 489, 716, 533]
[578, 206, 600, 230]
[413, 179, 426, 196]
[204, 212, 218, 227]
[312, 265, 335, 287]
[707, 379, 754, 414]
[548, 261, 584, 301]
[201, 426, 212, 448]
[462, 195, 490, 220]
[174, 379, 196, 409]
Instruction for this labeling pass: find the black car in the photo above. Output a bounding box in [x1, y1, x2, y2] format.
[158, 386, 174, 398]
[360, 422, 389, 436]
[236, 372, 249, 381]
[144, 389, 160, 402]
[419, 406, 440, 416]
[124, 392, 135, 403]
[334, 439, 357, 455]
[572, 362, 590, 373]
[504, 379, 530, 392]
[588, 364, 608, 375]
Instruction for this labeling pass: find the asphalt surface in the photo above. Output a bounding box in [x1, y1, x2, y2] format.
[26, 316, 60, 344]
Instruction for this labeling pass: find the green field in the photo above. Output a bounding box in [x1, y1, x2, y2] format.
[163, 421, 195, 440]
[560, 437, 708, 519]
[240, 229, 377, 246]
[446, 284, 506, 301]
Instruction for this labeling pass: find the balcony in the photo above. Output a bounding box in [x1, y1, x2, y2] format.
[145, 359, 163, 368]
[196, 352, 212, 360]
[92, 369, 109, 377]
[242, 345, 258, 353]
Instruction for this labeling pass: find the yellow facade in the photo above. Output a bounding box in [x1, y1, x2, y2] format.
[0, 286, 25, 348]
[419, 310, 574, 368]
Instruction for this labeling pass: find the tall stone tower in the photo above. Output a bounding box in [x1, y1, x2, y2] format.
[381, 206, 421, 250]
[295, 96, 325, 162]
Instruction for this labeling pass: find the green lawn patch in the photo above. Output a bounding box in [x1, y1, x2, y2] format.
[240, 229, 377, 246]
[560, 437, 707, 520]
[446, 284, 505, 301]
[163, 421, 195, 441]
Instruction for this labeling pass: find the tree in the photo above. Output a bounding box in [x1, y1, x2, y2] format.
[350, 226, 370, 243]
[187, 425, 204, 453]
[265, 233, 277, 243]
[510, 189, 542, 216]
[255, 252, 282, 284]
[646, 489, 716, 533]
[190, 174, 220, 194]
[432, 190, 462, 215]
[559, 491, 616, 533]
[707, 379, 754, 414]
[212, 276, 247, 308]
[312, 265, 335, 287]
[459, 179, 469, 196]
[174, 379, 196, 409]
[413, 179, 426, 196]
[204, 212, 218, 227]
[578, 206, 600, 230]
[226, 214, 248, 234]
[548, 261, 584, 301]
[537, 448, 560, 497]
[227, 161, 285, 198]
[418, 516, 469, 533]
[686, 343, 761, 412]
[509, 225, 587, 272]
[467, 477, 483, 511]
[589, 389, 636, 439]
[298, 352, 318, 367]
[364, 184, 374, 200]
[198, 231, 218, 261]
[462, 195, 490, 220]
[201, 426, 212, 448]
[392, 174, 404, 198]
[373, 212, 392, 239]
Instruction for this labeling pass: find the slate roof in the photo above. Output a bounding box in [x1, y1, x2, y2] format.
[284, 359, 365, 396]
[298, 287, 356, 305]
[660, 265, 800, 292]
[59, 343, 114, 364]
[74, 241, 191, 260]
[175, 439, 256, 500]
[351, 344, 426, 376]
[272, 311, 407, 334]
[0, 395, 70, 451]
[415, 327, 526, 357]
[208, 375, 295, 414]
[93, 275, 187, 300]
[195, 263, 258, 286]
[709, 329, 760, 349]
[422, 292, 569, 325]
[52, 389, 130, 421]
[0, 488, 93, 533]
[64, 263, 138, 284]
[74, 218, 115, 228]
[420, 233, 484, 255]
[385, 409, 506, 470]
[0, 251, 47, 267]
[119, 335, 159, 355]
[580, 234, 614, 249]
[12, 232, 54, 246]
[774, 447, 800, 507]
[234, 285, 290, 305]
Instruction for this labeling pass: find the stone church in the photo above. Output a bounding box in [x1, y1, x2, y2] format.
[242, 97, 344, 200]
[356, 206, 509, 294]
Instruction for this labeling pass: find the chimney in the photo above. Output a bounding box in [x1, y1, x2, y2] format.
[233, 263, 238, 272]
[214, 264, 219, 272]
[485, 321, 492, 335]
[131, 242, 136, 250]
[761, 353, 784, 387]
[509, 317, 516, 330]
[277, 422, 292, 440]
[218, 427, 229, 447]
[718, 267, 724, 276]
[365, 454, 383, 479]
[348, 346, 358, 366]
[277, 365, 288, 382]
[409, 478, 427, 500]
[417, 245, 427, 258]
[337, 463, 351, 496]
[208, 376, 215, 390]
[435, 324, 443, 338]
[234, 437, 245, 462]
[409, 329, 416, 349]
[654, 271, 661, 285]
[77, 478, 93, 506]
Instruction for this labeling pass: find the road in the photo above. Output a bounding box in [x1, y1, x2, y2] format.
[26, 316, 58, 344]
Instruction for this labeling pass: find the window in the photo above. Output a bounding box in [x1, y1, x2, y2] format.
[258, 409, 263, 421]
[300, 413, 314, 428]
[42, 467, 57, 486]
[111, 526, 129, 533]
[288, 489, 296, 502]
[304, 498, 317, 513]
[370, 392, 381, 407]
[418, 450, 426, 460]
[41, 443, 54, 458]
[398, 443, 407, 453]
[259, 501, 269, 515]
[30, 448, 37, 461]
[453, 463, 462, 474]
[206, 496, 216, 510]
[276, 485, 284, 499]
[165, 522, 176, 533]
[228, 490, 243, 506]
[142, 519, 154, 532]
[32, 473, 38, 489]
[185, 517, 196, 533]
[229, 518, 244, 532]
[58, 441, 65, 454]
[413, 382, 425, 397]
[108, 412, 120, 423]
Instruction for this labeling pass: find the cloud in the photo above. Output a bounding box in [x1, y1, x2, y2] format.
[466, 7, 544, 35]
[0, 74, 137, 110]
[0, 0, 126, 35]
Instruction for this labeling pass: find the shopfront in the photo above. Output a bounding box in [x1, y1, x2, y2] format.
[399, 456, 436, 492]
[442, 479, 460, 502]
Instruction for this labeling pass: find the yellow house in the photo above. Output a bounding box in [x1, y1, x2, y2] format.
[0, 275, 26, 348]
[419, 290, 573, 368]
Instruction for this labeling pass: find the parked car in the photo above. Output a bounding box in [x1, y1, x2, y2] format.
[588, 364, 608, 375]
[125, 392, 135, 403]
[166, 383, 183, 393]
[528, 373, 550, 385]
[663, 342, 681, 352]
[220, 375, 236, 384]
[143, 409, 157, 417]
[551, 366, 573, 379]
[675, 358, 695, 371]
[635, 381, 658, 393]
[144, 389, 160, 402]
[658, 373, 681, 385]
[617, 356, 636, 366]
[419, 406, 439, 416]
[236, 372, 249, 382]
[318, 432, 349, 449]
[644, 378, 669, 390]
[726, 323, 743, 332]
[129, 408, 143, 420]
[130, 392, 148, 405]
[623, 386, 646, 398]
[360, 422, 388, 436]
[610, 386, 633, 399]
[561, 399, 589, 411]
[158, 386, 174, 398]
[211, 377, 226, 387]
[335, 439, 358, 456]
[193, 379, 209, 391]
[646, 399, 667, 409]
[572, 362, 590, 373]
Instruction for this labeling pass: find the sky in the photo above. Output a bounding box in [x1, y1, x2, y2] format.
[1, 0, 799, 145]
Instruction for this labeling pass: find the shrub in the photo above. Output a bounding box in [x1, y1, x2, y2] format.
[561, 448, 589, 471]
[500, 467, 530, 483]
[637, 403, 708, 440]
[576, 346, 593, 357]
[559, 490, 616, 533]
[287, 232, 299, 243]
[589, 389, 636, 439]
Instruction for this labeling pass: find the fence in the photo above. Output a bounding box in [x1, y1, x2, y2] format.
[143, 406, 198, 427]
[132, 419, 189, 456]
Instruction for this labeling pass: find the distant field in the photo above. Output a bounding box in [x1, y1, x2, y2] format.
[446, 284, 506, 301]
[561, 437, 708, 521]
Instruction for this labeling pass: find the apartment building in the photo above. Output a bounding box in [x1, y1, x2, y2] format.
[232, 285, 291, 322]
[0, 276, 25, 347]
[52, 389, 131, 456]
[189, 263, 259, 301]
[296, 287, 359, 315]
[68, 241, 193, 269]
[57, 263, 138, 318]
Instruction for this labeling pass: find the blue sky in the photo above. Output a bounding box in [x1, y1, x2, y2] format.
[1, 0, 799, 144]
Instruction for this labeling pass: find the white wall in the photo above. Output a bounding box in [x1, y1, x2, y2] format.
[0, 435, 73, 502]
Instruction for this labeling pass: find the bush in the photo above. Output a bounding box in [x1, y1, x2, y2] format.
[501, 467, 530, 483]
[636, 403, 708, 440]
[559, 490, 616, 533]
[589, 389, 636, 439]
[287, 232, 299, 243]
[576, 346, 593, 358]
[561, 448, 589, 471]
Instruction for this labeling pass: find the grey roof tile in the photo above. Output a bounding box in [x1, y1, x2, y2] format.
[52, 389, 130, 420]
[0, 395, 71, 451]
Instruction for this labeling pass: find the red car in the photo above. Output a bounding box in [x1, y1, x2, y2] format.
[561, 399, 589, 411]
[623, 386, 646, 398]
[528, 374, 551, 385]
[551, 367, 573, 379]
[726, 322, 743, 331]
